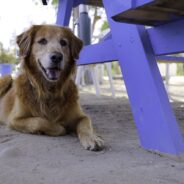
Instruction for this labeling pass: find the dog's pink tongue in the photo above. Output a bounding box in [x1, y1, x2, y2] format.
[46, 69, 60, 80]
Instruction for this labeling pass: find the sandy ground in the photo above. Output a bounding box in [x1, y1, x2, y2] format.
[0, 76, 184, 184]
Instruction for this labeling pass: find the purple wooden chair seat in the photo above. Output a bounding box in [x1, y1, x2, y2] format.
[112, 0, 184, 26]
[72, 0, 184, 26]
[56, 0, 184, 156]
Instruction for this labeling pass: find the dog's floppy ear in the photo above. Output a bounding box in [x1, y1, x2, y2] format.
[16, 25, 39, 57]
[71, 35, 83, 60]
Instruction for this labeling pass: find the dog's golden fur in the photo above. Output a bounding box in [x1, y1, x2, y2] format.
[0, 25, 103, 151]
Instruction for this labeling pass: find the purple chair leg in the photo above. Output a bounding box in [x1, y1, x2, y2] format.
[103, 0, 184, 155]
[56, 0, 73, 26]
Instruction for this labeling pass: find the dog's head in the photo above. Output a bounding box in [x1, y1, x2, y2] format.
[17, 25, 83, 82]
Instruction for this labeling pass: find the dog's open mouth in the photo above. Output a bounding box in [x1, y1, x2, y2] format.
[38, 61, 61, 81]
[45, 68, 60, 80]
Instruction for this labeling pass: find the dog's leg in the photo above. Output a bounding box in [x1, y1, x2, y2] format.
[76, 116, 104, 151]
[8, 117, 66, 136]
[0, 75, 12, 97]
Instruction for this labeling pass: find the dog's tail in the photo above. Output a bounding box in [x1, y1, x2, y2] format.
[0, 75, 13, 97]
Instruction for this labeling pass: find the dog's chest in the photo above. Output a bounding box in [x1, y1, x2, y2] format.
[17, 77, 77, 123]
[36, 97, 67, 121]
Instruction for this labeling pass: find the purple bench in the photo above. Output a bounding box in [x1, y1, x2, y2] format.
[56, 0, 184, 156]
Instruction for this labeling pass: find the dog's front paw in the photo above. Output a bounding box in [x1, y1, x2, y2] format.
[79, 133, 104, 151]
[45, 124, 66, 136]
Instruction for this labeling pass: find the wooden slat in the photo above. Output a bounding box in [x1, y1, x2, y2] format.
[78, 19, 184, 65]
[148, 19, 184, 55]
[78, 39, 117, 65]
[83, 0, 103, 7]
[113, 0, 184, 26]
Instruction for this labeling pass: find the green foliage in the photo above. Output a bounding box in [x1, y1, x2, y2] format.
[52, 0, 58, 5]
[101, 21, 109, 31]
[111, 62, 121, 75]
[104, 62, 121, 76]
[0, 43, 17, 64]
[177, 63, 184, 76]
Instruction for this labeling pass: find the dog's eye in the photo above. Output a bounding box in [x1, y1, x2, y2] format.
[38, 38, 47, 45]
[60, 39, 67, 47]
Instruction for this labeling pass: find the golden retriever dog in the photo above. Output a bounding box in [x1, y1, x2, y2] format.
[0, 25, 104, 151]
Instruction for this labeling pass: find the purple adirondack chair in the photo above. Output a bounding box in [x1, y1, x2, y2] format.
[55, 0, 184, 156]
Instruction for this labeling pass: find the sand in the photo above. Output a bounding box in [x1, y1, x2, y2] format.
[0, 77, 184, 184]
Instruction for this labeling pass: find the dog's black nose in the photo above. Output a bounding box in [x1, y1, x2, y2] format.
[50, 52, 63, 64]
